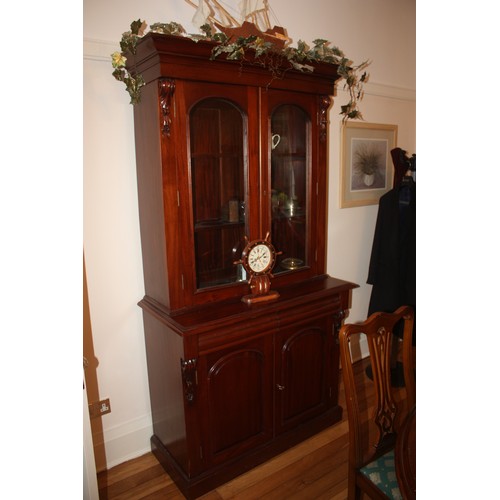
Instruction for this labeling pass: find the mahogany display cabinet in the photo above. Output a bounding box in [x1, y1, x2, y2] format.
[127, 32, 358, 498]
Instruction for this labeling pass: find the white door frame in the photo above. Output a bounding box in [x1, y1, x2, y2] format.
[83, 377, 99, 500]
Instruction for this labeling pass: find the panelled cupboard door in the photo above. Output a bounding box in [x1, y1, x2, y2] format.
[274, 316, 334, 434]
[196, 334, 274, 467]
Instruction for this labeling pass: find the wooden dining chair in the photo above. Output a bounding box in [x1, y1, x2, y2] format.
[339, 305, 415, 500]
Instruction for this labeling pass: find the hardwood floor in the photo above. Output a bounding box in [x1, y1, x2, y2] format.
[97, 358, 405, 500]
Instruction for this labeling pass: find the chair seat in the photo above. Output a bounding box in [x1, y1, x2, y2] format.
[360, 449, 402, 500]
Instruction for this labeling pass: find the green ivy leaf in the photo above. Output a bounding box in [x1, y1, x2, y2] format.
[296, 40, 307, 53]
[227, 47, 245, 60]
[200, 23, 212, 37]
[150, 22, 186, 35]
[130, 19, 144, 35]
[312, 39, 328, 47]
[289, 60, 314, 72]
[112, 68, 126, 82]
[215, 32, 228, 43]
[253, 44, 270, 58]
[120, 32, 140, 55]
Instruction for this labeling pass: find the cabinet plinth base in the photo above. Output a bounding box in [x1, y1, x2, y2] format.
[241, 290, 280, 305]
[151, 405, 342, 499]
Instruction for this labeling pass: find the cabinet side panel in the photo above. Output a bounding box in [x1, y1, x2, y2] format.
[142, 312, 188, 472]
[134, 82, 170, 306]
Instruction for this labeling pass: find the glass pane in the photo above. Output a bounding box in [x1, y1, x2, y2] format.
[270, 104, 309, 274]
[190, 98, 247, 289]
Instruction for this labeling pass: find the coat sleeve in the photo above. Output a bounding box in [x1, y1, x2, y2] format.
[367, 195, 386, 285]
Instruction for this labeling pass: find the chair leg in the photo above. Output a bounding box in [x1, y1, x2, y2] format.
[354, 484, 362, 500]
[347, 467, 361, 500]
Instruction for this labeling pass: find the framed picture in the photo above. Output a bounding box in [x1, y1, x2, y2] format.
[340, 122, 398, 208]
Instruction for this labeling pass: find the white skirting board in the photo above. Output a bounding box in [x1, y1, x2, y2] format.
[93, 413, 153, 470]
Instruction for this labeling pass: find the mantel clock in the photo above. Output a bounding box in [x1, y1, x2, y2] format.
[235, 232, 282, 304]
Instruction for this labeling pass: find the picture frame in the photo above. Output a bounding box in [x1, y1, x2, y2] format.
[340, 122, 398, 208]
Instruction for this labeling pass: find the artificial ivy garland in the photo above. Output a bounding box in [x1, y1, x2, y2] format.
[111, 19, 369, 121]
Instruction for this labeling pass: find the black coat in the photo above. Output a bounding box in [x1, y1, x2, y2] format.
[367, 182, 416, 338]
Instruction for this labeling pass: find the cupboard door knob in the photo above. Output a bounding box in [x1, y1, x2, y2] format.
[277, 384, 285, 391]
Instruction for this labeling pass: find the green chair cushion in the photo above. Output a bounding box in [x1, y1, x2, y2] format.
[360, 449, 402, 499]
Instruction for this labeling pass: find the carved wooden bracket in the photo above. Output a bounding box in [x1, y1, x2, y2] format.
[318, 95, 331, 142]
[332, 309, 346, 344]
[180, 357, 197, 404]
[159, 79, 176, 137]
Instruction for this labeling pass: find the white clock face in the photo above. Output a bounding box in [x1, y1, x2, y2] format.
[248, 244, 272, 273]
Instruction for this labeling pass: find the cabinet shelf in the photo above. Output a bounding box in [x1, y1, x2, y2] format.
[191, 152, 242, 159]
[271, 152, 306, 159]
[194, 220, 245, 231]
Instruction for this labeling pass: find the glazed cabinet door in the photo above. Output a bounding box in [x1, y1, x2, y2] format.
[196, 334, 274, 468]
[174, 81, 261, 308]
[274, 315, 335, 434]
[263, 90, 330, 285]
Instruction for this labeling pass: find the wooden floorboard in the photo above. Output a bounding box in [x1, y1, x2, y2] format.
[97, 358, 402, 500]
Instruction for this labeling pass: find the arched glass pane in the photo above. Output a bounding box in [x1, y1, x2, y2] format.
[270, 104, 309, 274]
[190, 98, 247, 289]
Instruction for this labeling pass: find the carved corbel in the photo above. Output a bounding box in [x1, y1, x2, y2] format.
[180, 357, 197, 404]
[333, 309, 347, 344]
[318, 95, 331, 142]
[159, 79, 176, 137]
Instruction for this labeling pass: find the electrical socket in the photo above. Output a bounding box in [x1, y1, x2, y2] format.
[88, 398, 111, 418]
